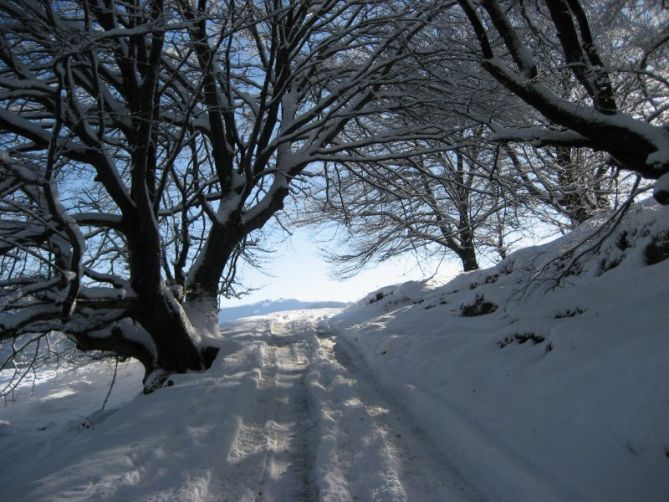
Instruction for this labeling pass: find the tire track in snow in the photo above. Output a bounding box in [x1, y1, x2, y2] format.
[313, 332, 484, 502]
[225, 319, 318, 502]
[254, 322, 319, 502]
[224, 314, 481, 501]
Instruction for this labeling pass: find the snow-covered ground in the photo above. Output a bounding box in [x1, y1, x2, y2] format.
[1, 200, 668, 501]
[217, 299, 348, 323]
[326, 200, 669, 502]
[0, 310, 477, 501]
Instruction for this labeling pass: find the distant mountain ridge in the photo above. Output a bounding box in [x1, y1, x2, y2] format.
[218, 298, 347, 323]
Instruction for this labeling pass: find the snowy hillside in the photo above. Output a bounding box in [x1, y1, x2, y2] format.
[217, 299, 348, 323]
[1, 200, 668, 501]
[326, 199, 669, 501]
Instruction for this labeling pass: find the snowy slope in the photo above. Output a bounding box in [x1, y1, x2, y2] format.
[0, 200, 668, 501]
[327, 199, 669, 502]
[217, 299, 348, 323]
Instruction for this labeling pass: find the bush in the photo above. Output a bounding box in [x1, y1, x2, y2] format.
[368, 291, 389, 304]
[498, 332, 546, 348]
[645, 232, 669, 265]
[461, 294, 497, 317]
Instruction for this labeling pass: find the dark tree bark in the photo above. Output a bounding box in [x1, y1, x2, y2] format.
[0, 0, 439, 391]
[455, 0, 669, 188]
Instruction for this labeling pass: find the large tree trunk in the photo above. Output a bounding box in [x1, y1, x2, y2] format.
[457, 190, 480, 272]
[555, 148, 592, 226]
[74, 286, 219, 393]
[133, 286, 206, 375]
[458, 244, 480, 272]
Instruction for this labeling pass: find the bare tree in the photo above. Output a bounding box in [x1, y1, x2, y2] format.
[305, 135, 520, 274]
[0, 0, 437, 389]
[299, 0, 650, 281]
[448, 0, 669, 190]
[501, 144, 623, 229]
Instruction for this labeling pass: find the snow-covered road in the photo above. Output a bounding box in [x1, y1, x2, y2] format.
[217, 313, 479, 501]
[0, 310, 480, 501]
[264, 316, 479, 501]
[227, 319, 318, 501]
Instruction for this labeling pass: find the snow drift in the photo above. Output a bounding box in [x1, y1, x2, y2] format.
[327, 199, 669, 501]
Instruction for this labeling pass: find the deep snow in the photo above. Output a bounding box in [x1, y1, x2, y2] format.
[1, 200, 668, 501]
[326, 199, 669, 502]
[217, 299, 348, 323]
[0, 310, 477, 501]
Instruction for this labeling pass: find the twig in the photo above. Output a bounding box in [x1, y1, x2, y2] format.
[101, 357, 119, 411]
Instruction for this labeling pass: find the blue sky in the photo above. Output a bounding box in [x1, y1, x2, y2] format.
[221, 226, 462, 307]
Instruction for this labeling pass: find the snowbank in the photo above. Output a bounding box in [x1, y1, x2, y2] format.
[327, 199, 669, 502]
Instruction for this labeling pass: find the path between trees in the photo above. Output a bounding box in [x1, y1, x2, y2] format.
[223, 313, 482, 501]
[0, 310, 483, 501]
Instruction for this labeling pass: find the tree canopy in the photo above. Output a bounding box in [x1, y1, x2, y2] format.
[1, 0, 667, 391]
